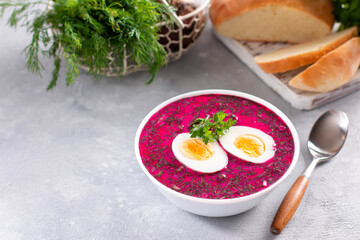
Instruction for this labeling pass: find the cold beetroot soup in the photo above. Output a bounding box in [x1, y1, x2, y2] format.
[139, 94, 294, 199]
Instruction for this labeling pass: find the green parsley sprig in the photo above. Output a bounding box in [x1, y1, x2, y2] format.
[333, 0, 360, 34]
[189, 111, 237, 145]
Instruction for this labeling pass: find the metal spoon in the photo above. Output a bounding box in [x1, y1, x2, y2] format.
[270, 110, 349, 235]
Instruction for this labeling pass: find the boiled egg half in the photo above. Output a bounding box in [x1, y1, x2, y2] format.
[172, 133, 228, 173]
[219, 126, 276, 164]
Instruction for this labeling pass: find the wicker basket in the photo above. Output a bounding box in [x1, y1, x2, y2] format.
[80, 0, 210, 77]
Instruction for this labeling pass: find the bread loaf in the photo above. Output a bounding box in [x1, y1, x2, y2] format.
[210, 0, 335, 43]
[254, 27, 358, 73]
[289, 38, 360, 92]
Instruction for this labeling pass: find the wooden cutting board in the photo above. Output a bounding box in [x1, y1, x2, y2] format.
[214, 31, 360, 110]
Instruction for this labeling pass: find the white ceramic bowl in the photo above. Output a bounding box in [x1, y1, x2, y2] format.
[134, 90, 300, 217]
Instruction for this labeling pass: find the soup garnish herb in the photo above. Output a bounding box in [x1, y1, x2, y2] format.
[190, 111, 237, 144]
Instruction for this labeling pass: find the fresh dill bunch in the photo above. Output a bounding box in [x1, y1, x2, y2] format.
[0, 0, 174, 90]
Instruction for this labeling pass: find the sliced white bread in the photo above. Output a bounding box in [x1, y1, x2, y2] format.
[289, 37, 360, 93]
[254, 27, 358, 73]
[210, 0, 335, 43]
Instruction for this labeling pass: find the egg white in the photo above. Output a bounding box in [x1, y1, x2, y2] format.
[219, 126, 276, 164]
[172, 133, 228, 173]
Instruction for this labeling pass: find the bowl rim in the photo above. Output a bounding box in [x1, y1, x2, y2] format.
[134, 89, 300, 204]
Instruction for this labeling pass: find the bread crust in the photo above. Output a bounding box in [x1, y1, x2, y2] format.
[289, 38, 360, 92]
[254, 27, 358, 73]
[210, 0, 334, 31]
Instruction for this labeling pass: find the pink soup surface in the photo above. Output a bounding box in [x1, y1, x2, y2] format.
[139, 94, 294, 199]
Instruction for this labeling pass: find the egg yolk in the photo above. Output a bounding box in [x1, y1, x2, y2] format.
[234, 134, 265, 158]
[180, 139, 215, 161]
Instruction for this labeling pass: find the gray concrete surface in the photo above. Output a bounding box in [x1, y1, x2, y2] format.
[1, 18, 360, 240]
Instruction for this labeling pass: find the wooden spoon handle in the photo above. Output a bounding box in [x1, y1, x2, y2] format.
[270, 175, 309, 235]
